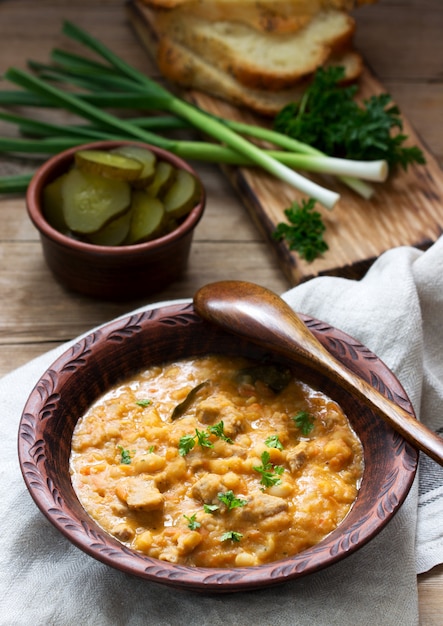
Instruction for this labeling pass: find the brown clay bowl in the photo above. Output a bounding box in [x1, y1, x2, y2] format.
[18, 302, 418, 593]
[26, 141, 206, 300]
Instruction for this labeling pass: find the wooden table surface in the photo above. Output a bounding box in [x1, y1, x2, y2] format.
[0, 0, 442, 622]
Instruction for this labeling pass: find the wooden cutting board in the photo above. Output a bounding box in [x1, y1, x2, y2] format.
[127, 0, 443, 285]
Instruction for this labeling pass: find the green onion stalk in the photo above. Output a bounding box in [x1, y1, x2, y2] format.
[0, 21, 388, 205]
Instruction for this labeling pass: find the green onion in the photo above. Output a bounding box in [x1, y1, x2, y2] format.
[0, 117, 386, 195]
[0, 20, 389, 205]
[0, 174, 33, 194]
[61, 21, 340, 208]
[5, 65, 341, 208]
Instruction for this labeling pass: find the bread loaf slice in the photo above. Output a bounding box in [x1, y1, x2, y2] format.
[155, 10, 355, 90]
[155, 34, 362, 116]
[141, 0, 378, 33]
[153, 3, 314, 35]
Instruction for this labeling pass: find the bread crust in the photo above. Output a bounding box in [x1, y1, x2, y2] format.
[155, 10, 355, 91]
[156, 35, 306, 116]
[130, 1, 365, 116]
[141, 1, 376, 34]
[156, 34, 362, 116]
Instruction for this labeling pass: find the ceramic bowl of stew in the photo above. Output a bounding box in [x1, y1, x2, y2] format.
[26, 141, 206, 300]
[18, 301, 418, 593]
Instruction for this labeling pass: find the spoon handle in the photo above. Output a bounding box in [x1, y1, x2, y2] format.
[194, 280, 443, 467]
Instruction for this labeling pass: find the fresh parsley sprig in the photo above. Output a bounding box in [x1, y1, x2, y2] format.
[274, 66, 425, 170]
[178, 421, 234, 456]
[273, 198, 328, 262]
[253, 451, 285, 488]
[183, 513, 201, 531]
[135, 398, 152, 407]
[117, 445, 133, 465]
[203, 503, 220, 514]
[208, 421, 233, 443]
[195, 428, 214, 449]
[178, 433, 197, 457]
[221, 531, 243, 543]
[293, 411, 316, 436]
[265, 434, 284, 451]
[217, 490, 247, 510]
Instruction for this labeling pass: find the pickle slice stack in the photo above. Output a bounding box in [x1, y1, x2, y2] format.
[43, 146, 201, 246]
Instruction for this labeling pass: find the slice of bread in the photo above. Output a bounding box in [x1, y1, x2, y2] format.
[128, 1, 363, 116]
[154, 10, 355, 91]
[154, 4, 314, 35]
[155, 34, 362, 116]
[156, 35, 307, 116]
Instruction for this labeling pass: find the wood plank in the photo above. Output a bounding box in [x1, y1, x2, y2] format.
[352, 1, 443, 81]
[418, 564, 443, 626]
[127, 0, 443, 286]
[0, 238, 287, 336]
[378, 82, 443, 163]
[0, 343, 67, 379]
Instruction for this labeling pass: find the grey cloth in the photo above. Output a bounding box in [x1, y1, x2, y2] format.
[2, 236, 443, 625]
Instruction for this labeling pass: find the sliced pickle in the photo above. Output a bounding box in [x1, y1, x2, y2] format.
[62, 168, 131, 234]
[146, 161, 176, 198]
[125, 191, 166, 245]
[43, 173, 69, 233]
[112, 146, 157, 188]
[163, 169, 201, 220]
[75, 149, 143, 182]
[42, 147, 200, 247]
[86, 209, 132, 246]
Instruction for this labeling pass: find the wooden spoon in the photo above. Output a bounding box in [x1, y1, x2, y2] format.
[194, 279, 443, 467]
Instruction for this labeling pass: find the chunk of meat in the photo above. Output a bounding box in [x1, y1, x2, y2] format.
[195, 391, 244, 438]
[221, 412, 244, 438]
[196, 394, 229, 424]
[154, 457, 187, 491]
[116, 476, 164, 511]
[111, 522, 134, 542]
[238, 493, 288, 522]
[286, 441, 309, 473]
[192, 473, 224, 503]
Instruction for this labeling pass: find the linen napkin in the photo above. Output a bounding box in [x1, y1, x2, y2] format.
[2, 236, 443, 626]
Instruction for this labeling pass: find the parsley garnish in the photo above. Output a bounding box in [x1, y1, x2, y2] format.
[253, 451, 284, 488]
[217, 490, 247, 510]
[203, 503, 219, 514]
[178, 428, 213, 456]
[184, 513, 201, 531]
[265, 434, 284, 451]
[293, 410, 315, 436]
[136, 399, 152, 407]
[274, 66, 425, 170]
[118, 445, 133, 465]
[220, 531, 243, 543]
[195, 428, 214, 449]
[178, 433, 196, 456]
[208, 421, 233, 443]
[273, 198, 328, 262]
[178, 423, 234, 456]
